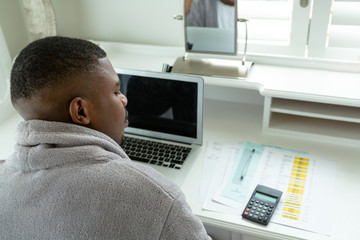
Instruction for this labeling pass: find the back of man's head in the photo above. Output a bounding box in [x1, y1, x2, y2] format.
[10, 36, 106, 120]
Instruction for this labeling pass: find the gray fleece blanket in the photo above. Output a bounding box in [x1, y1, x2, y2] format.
[0, 120, 210, 240]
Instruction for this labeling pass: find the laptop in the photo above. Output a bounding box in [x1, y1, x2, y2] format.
[115, 68, 204, 186]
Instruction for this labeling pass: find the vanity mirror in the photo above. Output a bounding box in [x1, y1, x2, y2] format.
[171, 0, 253, 79]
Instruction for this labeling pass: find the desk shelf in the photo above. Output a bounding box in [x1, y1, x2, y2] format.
[263, 97, 360, 144]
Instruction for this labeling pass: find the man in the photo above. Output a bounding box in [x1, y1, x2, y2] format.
[186, 0, 235, 29]
[0, 36, 211, 239]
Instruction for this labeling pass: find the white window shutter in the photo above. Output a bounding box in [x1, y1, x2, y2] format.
[308, 0, 360, 62]
[237, 0, 310, 57]
[329, 0, 360, 49]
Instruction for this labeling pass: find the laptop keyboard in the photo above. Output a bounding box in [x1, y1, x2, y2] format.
[121, 136, 191, 169]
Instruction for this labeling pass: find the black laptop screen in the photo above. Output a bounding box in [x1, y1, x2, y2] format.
[118, 74, 198, 138]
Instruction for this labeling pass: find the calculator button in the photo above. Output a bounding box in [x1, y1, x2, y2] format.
[246, 208, 251, 212]
[243, 211, 249, 216]
[258, 216, 263, 221]
[266, 211, 271, 215]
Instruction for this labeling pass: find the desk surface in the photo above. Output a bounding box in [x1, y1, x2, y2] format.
[182, 99, 360, 240]
[1, 41, 360, 240]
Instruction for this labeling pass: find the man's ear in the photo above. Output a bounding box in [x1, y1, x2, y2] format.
[69, 97, 91, 125]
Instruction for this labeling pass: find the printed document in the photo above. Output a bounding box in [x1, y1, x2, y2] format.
[202, 141, 336, 236]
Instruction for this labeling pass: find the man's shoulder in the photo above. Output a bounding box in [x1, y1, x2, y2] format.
[69, 157, 182, 200]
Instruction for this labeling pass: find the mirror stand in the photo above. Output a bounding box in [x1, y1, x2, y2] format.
[171, 56, 253, 79]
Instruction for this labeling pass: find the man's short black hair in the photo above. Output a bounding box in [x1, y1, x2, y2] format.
[10, 36, 106, 104]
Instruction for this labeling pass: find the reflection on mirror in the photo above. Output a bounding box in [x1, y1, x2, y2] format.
[185, 0, 237, 54]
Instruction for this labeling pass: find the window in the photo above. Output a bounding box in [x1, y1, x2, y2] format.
[236, 0, 360, 71]
[308, 0, 360, 62]
[237, 0, 309, 57]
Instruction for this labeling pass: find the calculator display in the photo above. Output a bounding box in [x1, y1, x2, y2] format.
[254, 192, 277, 203]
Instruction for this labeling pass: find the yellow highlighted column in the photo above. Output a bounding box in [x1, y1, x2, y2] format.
[281, 157, 309, 220]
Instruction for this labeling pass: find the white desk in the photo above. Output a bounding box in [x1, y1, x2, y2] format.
[1, 41, 360, 240]
[183, 99, 360, 240]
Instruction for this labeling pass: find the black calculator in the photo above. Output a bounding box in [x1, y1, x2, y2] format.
[242, 184, 282, 225]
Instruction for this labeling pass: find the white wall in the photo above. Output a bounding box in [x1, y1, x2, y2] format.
[0, 0, 29, 59]
[0, 0, 28, 123]
[52, 0, 185, 47]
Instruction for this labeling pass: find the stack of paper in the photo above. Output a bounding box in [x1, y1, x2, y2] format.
[201, 141, 336, 236]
